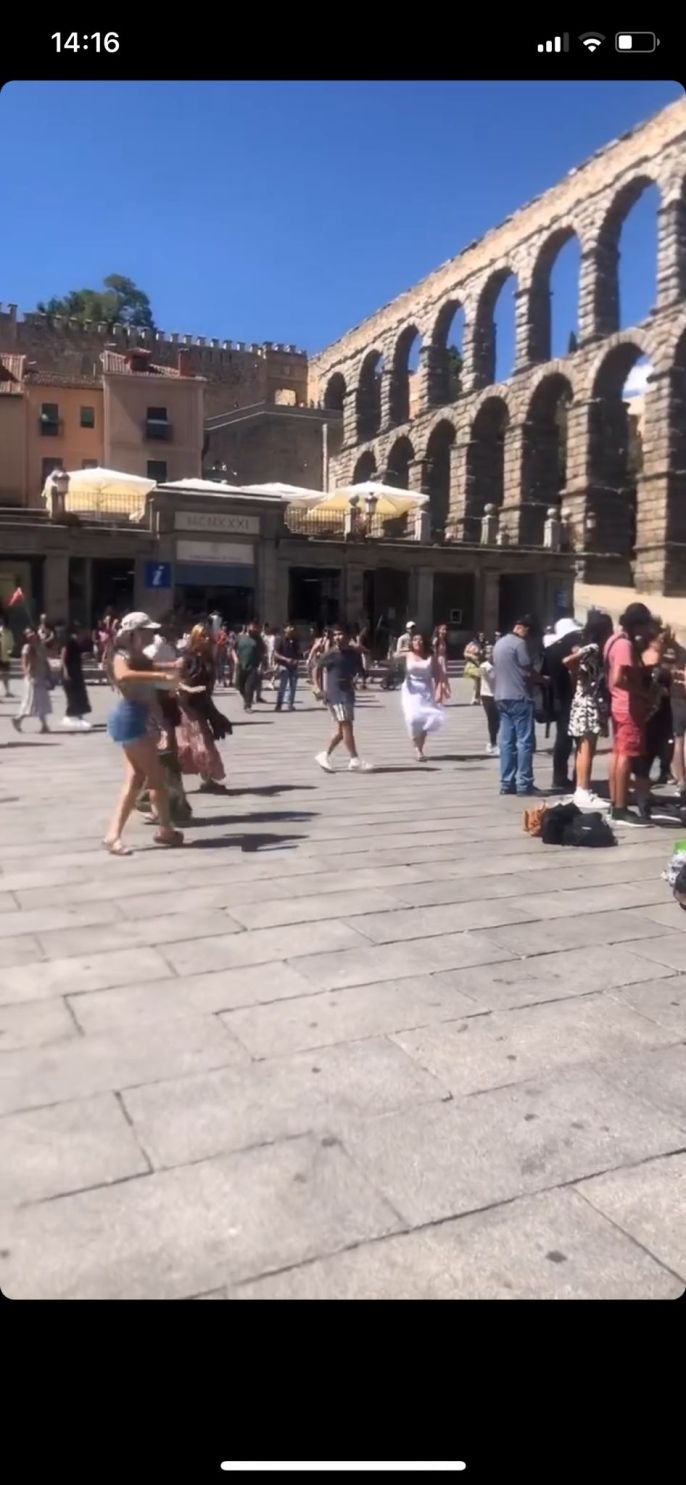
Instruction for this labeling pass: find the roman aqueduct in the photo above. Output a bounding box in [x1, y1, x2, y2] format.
[309, 98, 686, 595]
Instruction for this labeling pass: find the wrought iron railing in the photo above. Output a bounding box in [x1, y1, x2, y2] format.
[284, 506, 413, 541]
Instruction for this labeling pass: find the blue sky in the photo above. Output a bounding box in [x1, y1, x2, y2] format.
[0, 80, 681, 371]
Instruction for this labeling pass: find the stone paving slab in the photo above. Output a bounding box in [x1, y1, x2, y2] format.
[391, 994, 679, 1097]
[221, 974, 485, 1059]
[339, 1066, 685, 1226]
[122, 1037, 451, 1169]
[0, 946, 176, 1007]
[577, 1153, 686, 1280]
[608, 977, 686, 1036]
[0, 997, 78, 1053]
[67, 962, 321, 1034]
[231, 1187, 682, 1300]
[0, 1135, 401, 1299]
[594, 1043, 686, 1126]
[0, 1092, 149, 1206]
[0, 1014, 246, 1116]
[37, 910, 243, 961]
[1, 681, 684, 1298]
[415, 947, 676, 1013]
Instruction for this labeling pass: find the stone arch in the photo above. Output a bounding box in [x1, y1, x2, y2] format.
[528, 225, 582, 363]
[323, 372, 346, 412]
[588, 339, 648, 562]
[464, 397, 509, 541]
[353, 449, 377, 483]
[386, 435, 415, 490]
[666, 329, 686, 548]
[520, 373, 574, 545]
[355, 349, 384, 442]
[592, 174, 662, 337]
[389, 325, 422, 427]
[426, 298, 466, 407]
[472, 268, 517, 388]
[425, 420, 456, 538]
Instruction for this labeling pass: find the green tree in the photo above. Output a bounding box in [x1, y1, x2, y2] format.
[567, 330, 578, 354]
[37, 274, 155, 329]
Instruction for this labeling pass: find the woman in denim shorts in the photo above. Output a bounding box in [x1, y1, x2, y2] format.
[105, 612, 184, 855]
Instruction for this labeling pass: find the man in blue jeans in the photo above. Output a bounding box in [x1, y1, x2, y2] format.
[274, 623, 301, 711]
[493, 615, 538, 796]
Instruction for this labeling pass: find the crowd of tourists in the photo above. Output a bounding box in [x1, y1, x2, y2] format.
[2, 598, 685, 851]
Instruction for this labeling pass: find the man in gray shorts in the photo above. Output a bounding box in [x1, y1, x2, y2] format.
[314, 623, 374, 773]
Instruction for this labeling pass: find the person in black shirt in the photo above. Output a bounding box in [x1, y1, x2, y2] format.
[274, 624, 301, 711]
[314, 623, 374, 773]
[542, 616, 582, 790]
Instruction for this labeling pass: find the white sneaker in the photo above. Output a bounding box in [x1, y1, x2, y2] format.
[349, 758, 374, 772]
[574, 787, 609, 811]
[61, 717, 78, 730]
[486, 743, 498, 756]
[315, 751, 334, 773]
[78, 719, 92, 731]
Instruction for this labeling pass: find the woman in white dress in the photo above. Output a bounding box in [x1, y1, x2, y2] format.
[401, 631, 446, 762]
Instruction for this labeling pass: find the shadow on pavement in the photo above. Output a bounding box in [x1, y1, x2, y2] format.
[185, 832, 306, 852]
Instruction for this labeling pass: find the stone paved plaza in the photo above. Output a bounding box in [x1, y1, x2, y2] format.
[0, 678, 685, 1299]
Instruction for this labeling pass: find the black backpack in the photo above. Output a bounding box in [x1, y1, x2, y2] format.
[562, 811, 616, 848]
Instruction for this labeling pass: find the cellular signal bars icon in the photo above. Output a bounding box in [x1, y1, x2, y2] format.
[537, 34, 570, 51]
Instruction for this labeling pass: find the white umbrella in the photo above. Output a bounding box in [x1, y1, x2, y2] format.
[240, 482, 324, 503]
[160, 478, 245, 495]
[41, 466, 156, 519]
[316, 482, 428, 517]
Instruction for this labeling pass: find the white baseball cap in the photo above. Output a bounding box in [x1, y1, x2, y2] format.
[118, 611, 161, 635]
[406, 619, 416, 629]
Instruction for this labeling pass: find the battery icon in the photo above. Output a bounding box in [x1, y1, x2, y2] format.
[616, 32, 659, 51]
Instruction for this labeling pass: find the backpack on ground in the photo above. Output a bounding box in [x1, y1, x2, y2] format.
[561, 810, 616, 848]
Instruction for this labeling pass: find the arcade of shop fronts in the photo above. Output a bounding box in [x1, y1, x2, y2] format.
[0, 479, 575, 645]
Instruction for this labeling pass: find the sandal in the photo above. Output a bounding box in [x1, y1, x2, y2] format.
[153, 829, 184, 848]
[103, 838, 133, 857]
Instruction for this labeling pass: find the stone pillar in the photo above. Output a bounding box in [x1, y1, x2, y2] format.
[414, 566, 434, 631]
[481, 504, 499, 545]
[514, 284, 533, 371]
[499, 420, 527, 542]
[578, 241, 618, 345]
[481, 569, 500, 636]
[345, 562, 366, 626]
[560, 398, 593, 551]
[257, 537, 279, 622]
[43, 553, 69, 622]
[413, 507, 431, 542]
[379, 366, 394, 432]
[657, 191, 686, 309]
[543, 507, 562, 551]
[448, 436, 470, 539]
[341, 388, 358, 448]
[408, 457, 430, 494]
[416, 341, 439, 412]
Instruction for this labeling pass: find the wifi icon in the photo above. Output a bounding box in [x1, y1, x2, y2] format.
[579, 31, 605, 51]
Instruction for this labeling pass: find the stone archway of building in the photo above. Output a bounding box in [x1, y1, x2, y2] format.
[528, 228, 582, 363]
[473, 269, 517, 388]
[356, 350, 384, 441]
[385, 436, 415, 490]
[425, 420, 455, 539]
[427, 300, 465, 408]
[389, 326, 422, 427]
[521, 374, 573, 545]
[323, 372, 346, 412]
[588, 341, 647, 573]
[593, 176, 660, 337]
[353, 450, 377, 483]
[464, 397, 509, 542]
